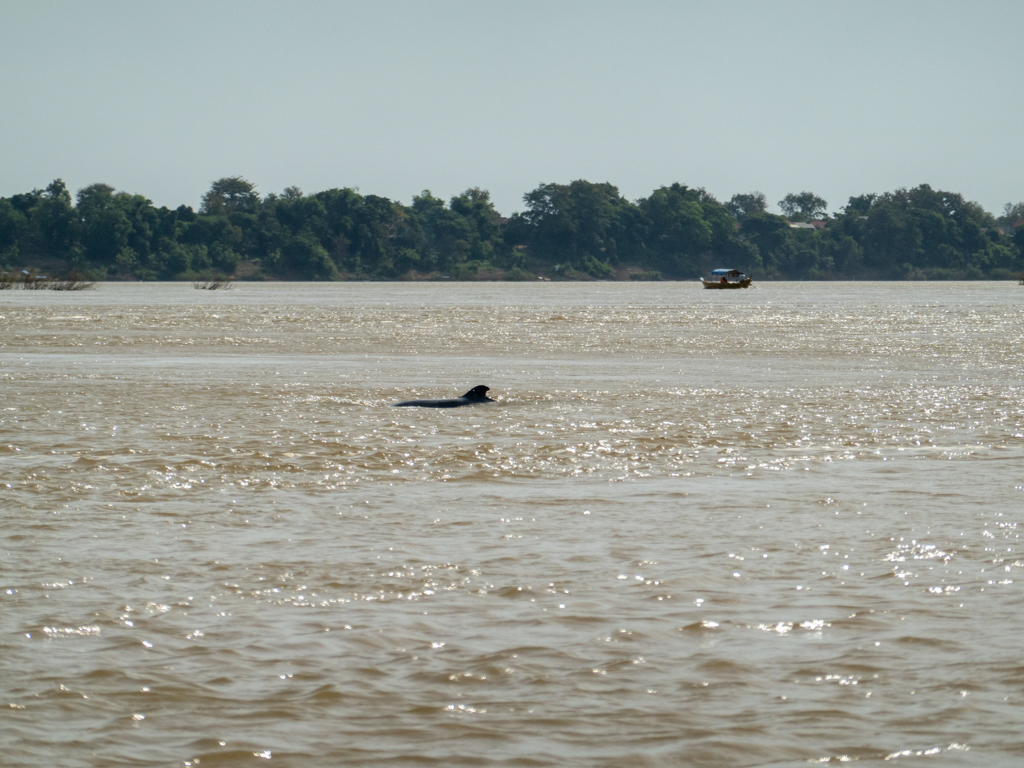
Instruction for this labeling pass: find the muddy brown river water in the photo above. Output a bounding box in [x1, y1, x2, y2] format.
[2, 281, 1022, 767]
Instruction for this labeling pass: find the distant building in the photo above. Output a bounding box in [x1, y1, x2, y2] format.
[997, 218, 1024, 236]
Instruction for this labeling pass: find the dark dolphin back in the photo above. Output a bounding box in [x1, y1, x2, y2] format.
[392, 385, 496, 408]
[462, 386, 494, 402]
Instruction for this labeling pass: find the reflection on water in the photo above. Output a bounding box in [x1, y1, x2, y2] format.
[1, 282, 1022, 766]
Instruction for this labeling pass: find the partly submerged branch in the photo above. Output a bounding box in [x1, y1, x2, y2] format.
[47, 270, 96, 291]
[194, 275, 233, 290]
[0, 270, 95, 290]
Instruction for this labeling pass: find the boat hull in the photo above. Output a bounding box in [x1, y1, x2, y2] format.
[700, 278, 752, 289]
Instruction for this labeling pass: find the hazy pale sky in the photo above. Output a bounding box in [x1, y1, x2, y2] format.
[2, 1, 1021, 216]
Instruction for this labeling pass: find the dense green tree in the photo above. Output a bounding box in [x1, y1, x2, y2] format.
[75, 184, 132, 267]
[314, 187, 363, 272]
[519, 180, 634, 276]
[200, 177, 260, 216]
[820, 231, 863, 275]
[412, 191, 473, 271]
[639, 184, 713, 276]
[861, 202, 919, 272]
[450, 188, 501, 244]
[779, 192, 828, 221]
[1000, 202, 1024, 225]
[0, 199, 28, 265]
[282, 231, 336, 279]
[159, 242, 191, 277]
[36, 180, 76, 259]
[725, 191, 767, 219]
[843, 194, 876, 215]
[740, 212, 793, 276]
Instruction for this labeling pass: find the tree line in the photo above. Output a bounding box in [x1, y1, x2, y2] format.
[2, 177, 1022, 281]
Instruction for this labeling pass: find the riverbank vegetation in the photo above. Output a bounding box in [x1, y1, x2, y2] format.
[2, 178, 1022, 281]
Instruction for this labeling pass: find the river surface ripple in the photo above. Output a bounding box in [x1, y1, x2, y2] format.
[2, 282, 1023, 767]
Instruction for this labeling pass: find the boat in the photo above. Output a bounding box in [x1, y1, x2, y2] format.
[700, 269, 752, 289]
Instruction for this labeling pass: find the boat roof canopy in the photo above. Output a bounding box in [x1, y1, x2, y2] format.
[711, 269, 743, 276]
